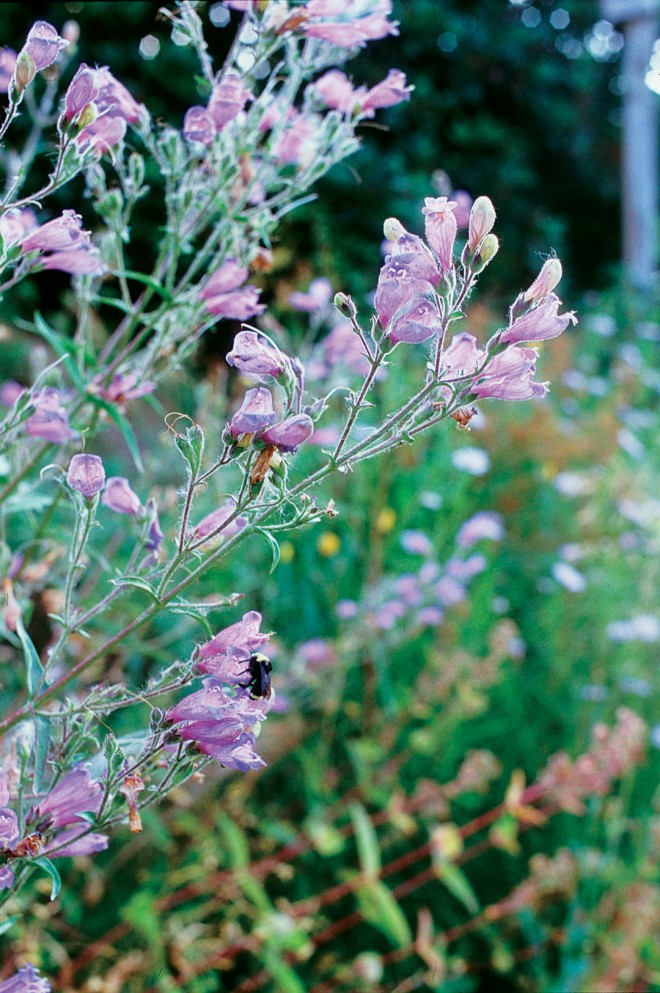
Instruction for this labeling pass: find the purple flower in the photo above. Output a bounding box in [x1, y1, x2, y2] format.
[226, 330, 290, 379]
[439, 332, 481, 376]
[451, 189, 473, 229]
[0, 381, 26, 406]
[0, 207, 37, 246]
[20, 20, 68, 71]
[0, 48, 16, 94]
[93, 372, 155, 404]
[322, 321, 370, 376]
[552, 561, 586, 593]
[0, 964, 51, 993]
[336, 599, 358, 619]
[499, 292, 577, 345]
[0, 864, 14, 890]
[183, 105, 215, 145]
[417, 606, 444, 626]
[197, 611, 270, 679]
[178, 719, 265, 770]
[304, 0, 399, 47]
[260, 414, 314, 452]
[200, 260, 264, 320]
[145, 498, 164, 556]
[208, 73, 253, 129]
[66, 453, 106, 498]
[298, 639, 337, 669]
[388, 296, 439, 345]
[230, 386, 277, 437]
[421, 197, 458, 271]
[21, 210, 89, 253]
[473, 347, 548, 402]
[289, 277, 333, 312]
[77, 114, 127, 155]
[43, 828, 108, 858]
[192, 499, 248, 541]
[434, 575, 466, 607]
[395, 574, 424, 606]
[41, 247, 105, 275]
[63, 64, 100, 122]
[312, 70, 365, 113]
[36, 767, 103, 829]
[400, 530, 434, 556]
[0, 809, 19, 849]
[26, 388, 77, 444]
[456, 511, 504, 548]
[362, 69, 412, 113]
[274, 112, 317, 167]
[101, 477, 142, 516]
[95, 67, 144, 125]
[375, 256, 432, 329]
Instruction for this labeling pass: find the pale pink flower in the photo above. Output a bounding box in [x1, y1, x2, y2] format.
[20, 21, 68, 72]
[183, 106, 215, 145]
[26, 388, 77, 443]
[500, 292, 577, 345]
[312, 69, 365, 113]
[304, 0, 399, 47]
[226, 330, 290, 378]
[21, 210, 89, 253]
[63, 64, 100, 122]
[95, 67, 144, 124]
[468, 195, 496, 252]
[362, 69, 412, 113]
[0, 48, 17, 93]
[41, 247, 105, 275]
[193, 499, 248, 541]
[289, 277, 333, 311]
[274, 112, 317, 167]
[208, 73, 253, 129]
[260, 413, 314, 452]
[422, 196, 458, 271]
[101, 477, 142, 516]
[66, 453, 105, 497]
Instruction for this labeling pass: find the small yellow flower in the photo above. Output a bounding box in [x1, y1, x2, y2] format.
[317, 532, 341, 557]
[375, 507, 397, 535]
[279, 540, 295, 564]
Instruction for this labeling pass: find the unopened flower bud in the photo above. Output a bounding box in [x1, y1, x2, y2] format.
[62, 20, 80, 46]
[383, 217, 406, 243]
[119, 771, 145, 834]
[523, 258, 563, 302]
[66, 453, 105, 498]
[468, 195, 496, 253]
[13, 51, 36, 93]
[472, 233, 499, 273]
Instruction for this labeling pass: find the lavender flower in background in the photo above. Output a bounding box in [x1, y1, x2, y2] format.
[303, 0, 399, 47]
[289, 277, 333, 312]
[456, 512, 504, 548]
[200, 261, 265, 320]
[192, 499, 248, 541]
[26, 388, 77, 443]
[226, 330, 290, 378]
[101, 477, 142, 516]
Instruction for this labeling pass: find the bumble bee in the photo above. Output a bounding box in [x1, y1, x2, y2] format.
[239, 652, 272, 700]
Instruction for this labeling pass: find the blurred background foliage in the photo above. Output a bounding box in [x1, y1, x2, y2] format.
[1, 2, 659, 991]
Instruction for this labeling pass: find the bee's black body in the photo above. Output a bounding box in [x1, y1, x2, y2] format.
[240, 652, 273, 699]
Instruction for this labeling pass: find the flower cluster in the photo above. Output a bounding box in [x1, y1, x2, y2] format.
[166, 612, 273, 770]
[0, 767, 107, 889]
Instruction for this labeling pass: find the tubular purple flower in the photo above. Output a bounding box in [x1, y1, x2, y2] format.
[95, 67, 144, 125]
[260, 413, 314, 452]
[375, 256, 429, 328]
[230, 386, 277, 437]
[77, 113, 127, 154]
[0, 49, 17, 94]
[43, 828, 109, 858]
[208, 73, 253, 129]
[20, 21, 68, 72]
[304, 0, 399, 47]
[422, 196, 458, 271]
[467, 195, 496, 253]
[362, 69, 412, 113]
[0, 207, 37, 246]
[0, 865, 14, 890]
[0, 964, 52, 993]
[21, 210, 88, 253]
[145, 498, 164, 555]
[178, 720, 266, 771]
[275, 113, 317, 167]
[35, 768, 103, 828]
[0, 809, 19, 848]
[226, 330, 290, 379]
[473, 346, 548, 402]
[193, 499, 248, 542]
[440, 332, 481, 375]
[183, 106, 215, 145]
[63, 64, 100, 122]
[387, 296, 439, 345]
[289, 277, 333, 312]
[312, 69, 365, 113]
[41, 247, 106, 275]
[94, 372, 156, 404]
[66, 453, 106, 498]
[200, 260, 265, 320]
[101, 477, 142, 516]
[26, 388, 77, 443]
[500, 292, 577, 345]
[197, 611, 269, 677]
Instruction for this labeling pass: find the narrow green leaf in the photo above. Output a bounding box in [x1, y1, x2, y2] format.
[16, 616, 43, 696]
[33, 857, 61, 901]
[350, 802, 381, 877]
[257, 528, 280, 574]
[356, 879, 412, 947]
[91, 397, 144, 472]
[116, 269, 173, 299]
[237, 872, 271, 912]
[32, 312, 84, 389]
[0, 915, 19, 937]
[262, 950, 307, 993]
[32, 715, 50, 794]
[110, 576, 159, 600]
[434, 862, 480, 916]
[216, 813, 249, 868]
[167, 602, 213, 637]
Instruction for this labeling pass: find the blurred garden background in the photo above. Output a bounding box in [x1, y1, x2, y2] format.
[0, 1, 658, 991]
